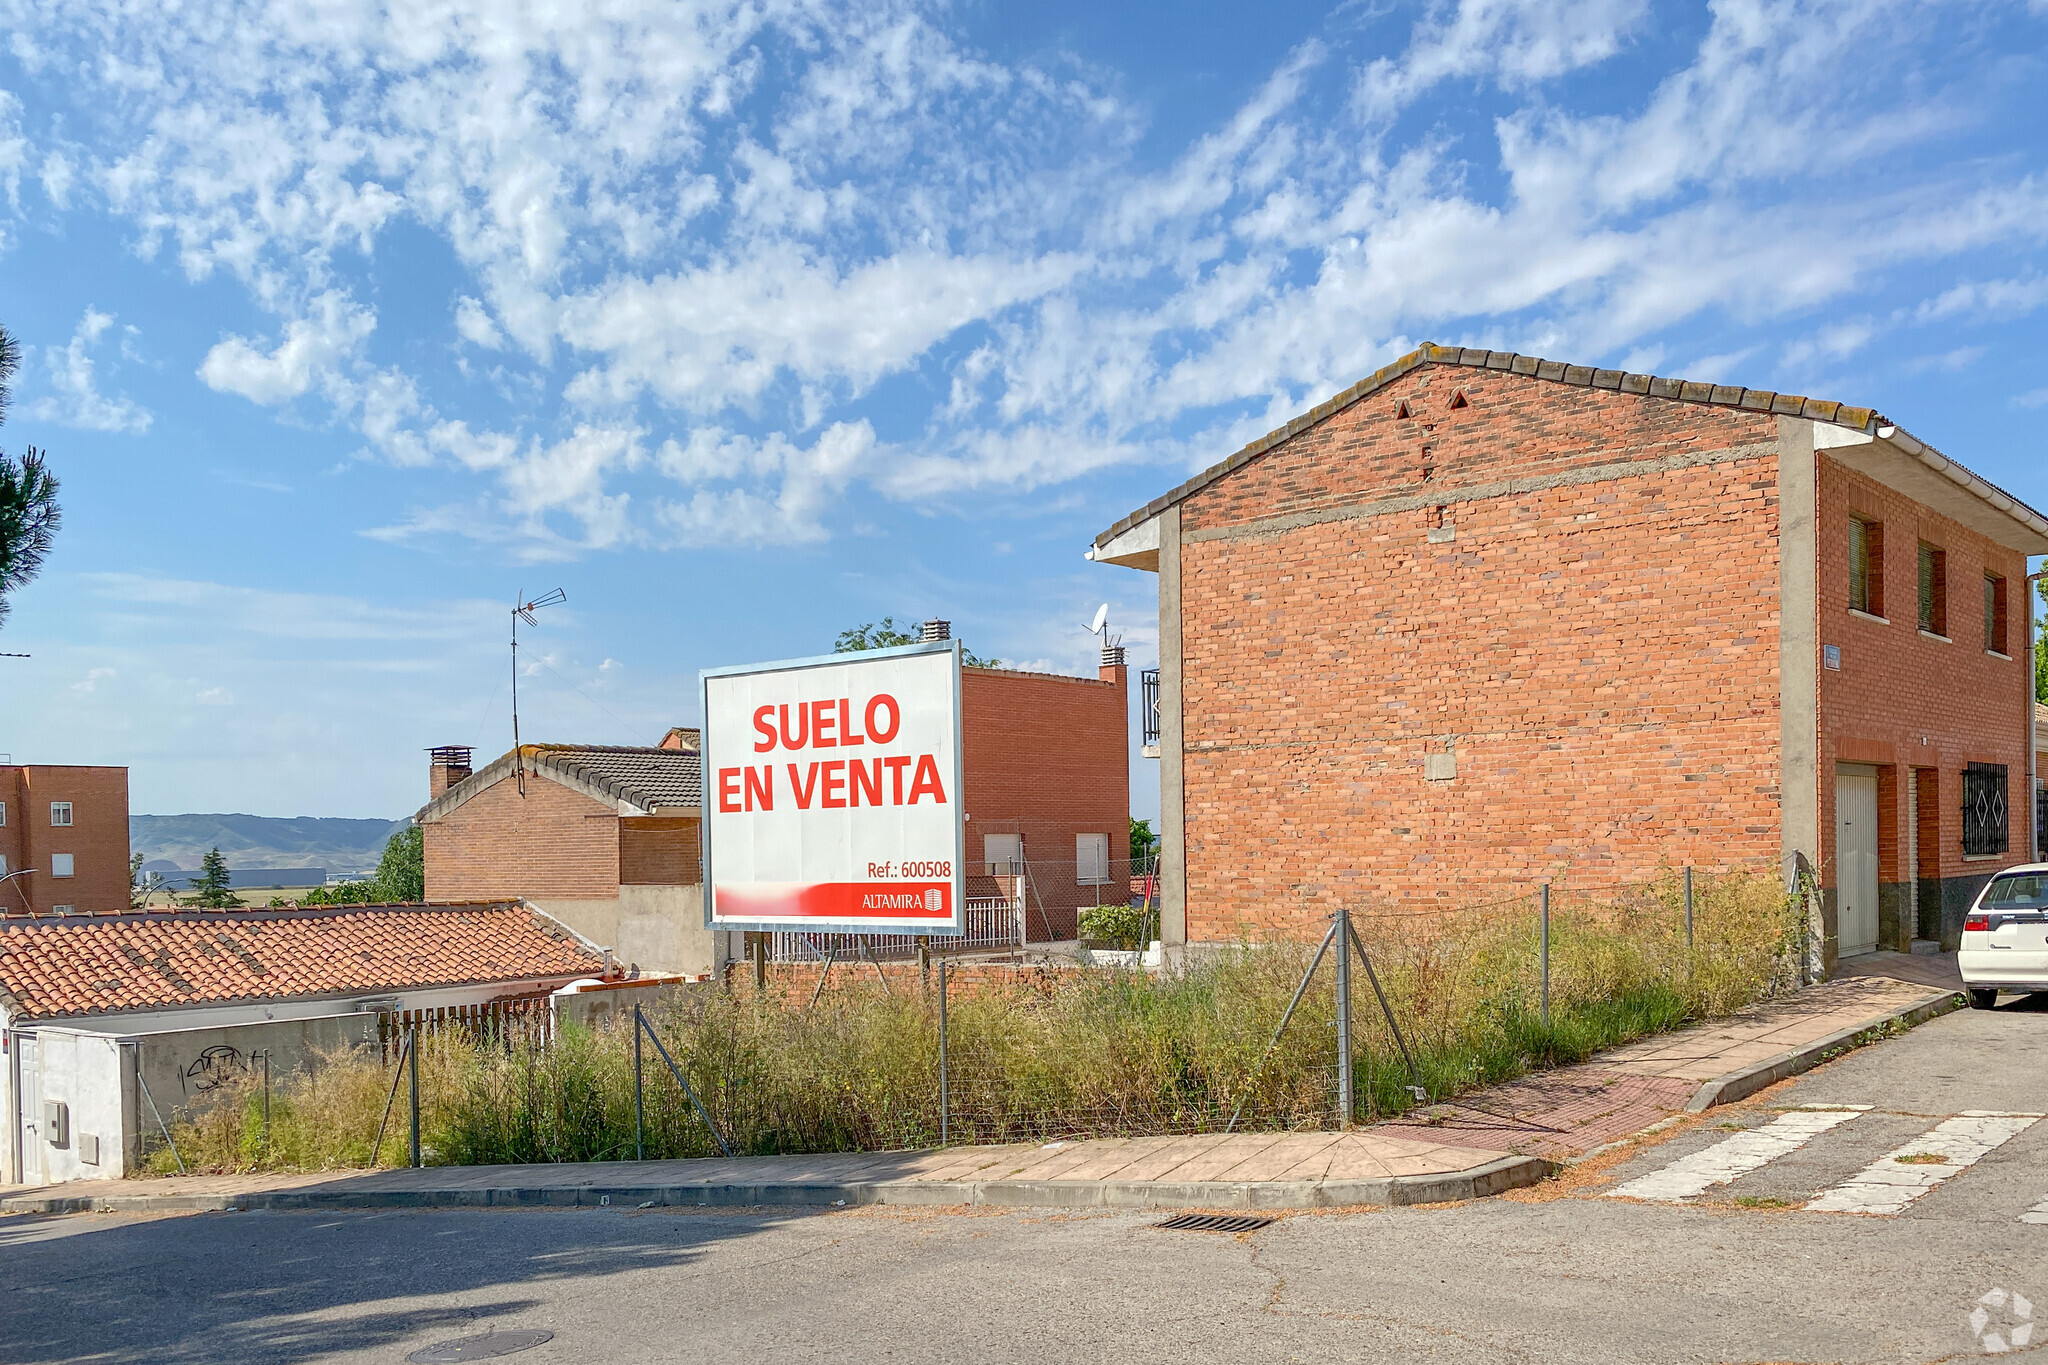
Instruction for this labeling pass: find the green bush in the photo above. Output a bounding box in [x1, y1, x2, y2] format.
[1078, 902, 1152, 949]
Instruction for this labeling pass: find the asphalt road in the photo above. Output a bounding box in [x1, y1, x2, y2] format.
[4, 997, 2043, 1365]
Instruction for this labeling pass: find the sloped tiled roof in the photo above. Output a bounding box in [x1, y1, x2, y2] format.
[1094, 342, 2048, 548]
[534, 745, 702, 809]
[0, 902, 604, 1022]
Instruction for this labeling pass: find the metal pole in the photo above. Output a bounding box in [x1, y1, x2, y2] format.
[938, 960, 950, 1146]
[408, 1023, 421, 1169]
[1351, 932, 1427, 1104]
[752, 933, 766, 990]
[634, 1005, 645, 1163]
[136, 1074, 185, 1176]
[639, 1011, 732, 1157]
[1335, 909, 1354, 1129]
[1540, 885, 1551, 1029]
[1684, 865, 1695, 948]
[372, 1032, 408, 1167]
[1226, 915, 1342, 1133]
[808, 942, 838, 1009]
[260, 1050, 271, 1154]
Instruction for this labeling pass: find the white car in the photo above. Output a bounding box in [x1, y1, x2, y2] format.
[1959, 863, 2048, 1009]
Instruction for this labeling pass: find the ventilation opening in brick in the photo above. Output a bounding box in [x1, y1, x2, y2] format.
[1394, 399, 1411, 419]
[1449, 389, 1469, 409]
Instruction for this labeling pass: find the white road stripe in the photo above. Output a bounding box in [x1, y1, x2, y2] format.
[1605, 1107, 1870, 1203]
[1806, 1112, 2044, 1216]
[2021, 1195, 2048, 1225]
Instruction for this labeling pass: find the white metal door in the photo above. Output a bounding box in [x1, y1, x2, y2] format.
[1836, 771, 1881, 957]
[15, 1034, 41, 1185]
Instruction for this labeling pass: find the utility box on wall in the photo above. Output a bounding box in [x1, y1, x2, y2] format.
[42, 1100, 68, 1148]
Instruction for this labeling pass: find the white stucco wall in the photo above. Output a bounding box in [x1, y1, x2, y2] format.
[530, 884, 729, 977]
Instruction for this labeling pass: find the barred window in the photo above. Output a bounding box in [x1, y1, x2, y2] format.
[1917, 543, 1946, 635]
[1962, 763, 2009, 857]
[1849, 517, 1883, 616]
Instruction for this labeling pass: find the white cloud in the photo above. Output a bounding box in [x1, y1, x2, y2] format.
[199, 291, 376, 405]
[2013, 386, 2048, 408]
[8, 0, 2047, 553]
[70, 666, 114, 693]
[26, 307, 153, 433]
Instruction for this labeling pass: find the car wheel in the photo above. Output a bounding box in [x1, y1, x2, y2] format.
[1967, 988, 1999, 1010]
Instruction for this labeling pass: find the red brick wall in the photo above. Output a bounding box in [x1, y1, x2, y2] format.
[1174, 364, 1785, 940]
[1816, 456, 2034, 937]
[961, 664, 1130, 940]
[619, 817, 701, 886]
[0, 766, 131, 917]
[424, 772, 620, 901]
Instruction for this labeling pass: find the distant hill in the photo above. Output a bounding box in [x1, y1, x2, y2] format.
[131, 814, 411, 877]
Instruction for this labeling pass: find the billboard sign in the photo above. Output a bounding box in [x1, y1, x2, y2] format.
[701, 640, 964, 934]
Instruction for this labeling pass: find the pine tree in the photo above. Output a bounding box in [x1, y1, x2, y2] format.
[184, 846, 244, 909]
[0, 323, 62, 629]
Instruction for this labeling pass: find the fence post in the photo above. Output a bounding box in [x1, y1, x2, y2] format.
[1540, 884, 1551, 1030]
[1334, 909, 1354, 1129]
[634, 1004, 646, 1163]
[258, 1050, 271, 1155]
[408, 1023, 422, 1169]
[938, 960, 950, 1147]
[752, 932, 767, 990]
[1684, 865, 1695, 948]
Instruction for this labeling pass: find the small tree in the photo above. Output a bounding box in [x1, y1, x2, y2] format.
[374, 825, 425, 902]
[183, 846, 244, 909]
[1130, 817, 1157, 872]
[835, 615, 1000, 668]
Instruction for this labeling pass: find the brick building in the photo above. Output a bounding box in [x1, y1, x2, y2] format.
[416, 733, 711, 976]
[0, 765, 131, 918]
[961, 653, 1131, 941]
[1090, 344, 2045, 969]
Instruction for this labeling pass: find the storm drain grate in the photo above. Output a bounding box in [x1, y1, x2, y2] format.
[407, 1330, 555, 1363]
[1154, 1213, 1275, 1233]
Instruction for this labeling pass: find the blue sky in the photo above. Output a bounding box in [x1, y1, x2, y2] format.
[1, 0, 2045, 821]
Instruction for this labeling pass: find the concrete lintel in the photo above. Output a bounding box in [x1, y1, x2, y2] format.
[1087, 515, 1162, 571]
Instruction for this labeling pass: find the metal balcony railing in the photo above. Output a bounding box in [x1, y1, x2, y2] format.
[1140, 668, 1160, 749]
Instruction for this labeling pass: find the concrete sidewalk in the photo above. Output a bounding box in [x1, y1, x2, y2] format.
[0, 975, 1958, 1216]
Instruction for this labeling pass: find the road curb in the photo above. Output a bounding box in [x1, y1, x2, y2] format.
[0, 1152, 1556, 1217]
[1683, 986, 1964, 1113]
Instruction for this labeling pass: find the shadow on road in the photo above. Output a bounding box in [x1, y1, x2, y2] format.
[0, 1202, 809, 1365]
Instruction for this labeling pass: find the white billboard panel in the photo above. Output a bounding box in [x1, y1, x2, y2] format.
[701, 641, 964, 934]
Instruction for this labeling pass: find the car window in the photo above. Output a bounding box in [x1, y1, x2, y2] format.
[1981, 874, 2048, 910]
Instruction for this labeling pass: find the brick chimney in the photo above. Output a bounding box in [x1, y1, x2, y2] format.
[428, 746, 474, 799]
[659, 727, 700, 753]
[1098, 643, 1126, 686]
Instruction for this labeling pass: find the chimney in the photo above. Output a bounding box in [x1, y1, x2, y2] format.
[1098, 644, 1127, 684]
[428, 746, 474, 799]
[920, 619, 951, 643]
[659, 727, 701, 753]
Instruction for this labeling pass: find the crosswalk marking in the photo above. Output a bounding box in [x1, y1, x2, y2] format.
[2018, 1195, 2048, 1225]
[1605, 1107, 1870, 1203]
[1805, 1113, 2043, 1216]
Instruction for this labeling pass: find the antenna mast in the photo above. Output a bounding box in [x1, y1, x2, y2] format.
[510, 588, 567, 797]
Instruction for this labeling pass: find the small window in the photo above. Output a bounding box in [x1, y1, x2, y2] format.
[49, 801, 73, 827]
[984, 833, 1021, 876]
[1917, 543, 1947, 635]
[1848, 517, 1883, 616]
[51, 853, 75, 878]
[1076, 833, 1110, 886]
[0, 800, 7, 826]
[1962, 763, 2009, 857]
[51, 905, 73, 917]
[0, 854, 7, 875]
[1984, 573, 2009, 655]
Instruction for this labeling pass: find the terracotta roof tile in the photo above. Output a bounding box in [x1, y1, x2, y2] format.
[0, 902, 603, 1021]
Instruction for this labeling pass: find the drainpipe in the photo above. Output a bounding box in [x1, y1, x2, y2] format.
[2030, 569, 2043, 863]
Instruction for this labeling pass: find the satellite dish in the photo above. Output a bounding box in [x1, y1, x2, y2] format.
[1087, 603, 1109, 635]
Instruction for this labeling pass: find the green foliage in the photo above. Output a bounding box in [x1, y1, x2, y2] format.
[2036, 578, 2046, 704]
[374, 825, 425, 901]
[1130, 817, 1156, 868]
[140, 869, 1801, 1175]
[835, 614, 1000, 668]
[297, 824, 422, 904]
[1079, 902, 1150, 949]
[0, 324, 62, 630]
[181, 846, 244, 908]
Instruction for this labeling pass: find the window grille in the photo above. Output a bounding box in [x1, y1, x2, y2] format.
[1962, 763, 2009, 857]
[1140, 668, 1161, 748]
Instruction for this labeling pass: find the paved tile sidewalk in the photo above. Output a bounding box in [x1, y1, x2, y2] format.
[1, 974, 1957, 1215]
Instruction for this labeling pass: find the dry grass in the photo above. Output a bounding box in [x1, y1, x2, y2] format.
[143, 867, 1801, 1176]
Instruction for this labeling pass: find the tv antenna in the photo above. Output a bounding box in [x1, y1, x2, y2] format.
[511, 588, 566, 797]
